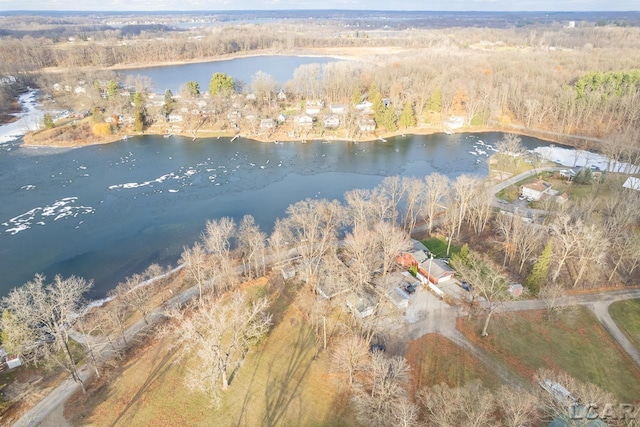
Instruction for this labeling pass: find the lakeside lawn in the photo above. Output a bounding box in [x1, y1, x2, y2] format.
[458, 307, 640, 402]
[609, 299, 640, 353]
[404, 333, 503, 396]
[421, 237, 461, 258]
[66, 280, 354, 427]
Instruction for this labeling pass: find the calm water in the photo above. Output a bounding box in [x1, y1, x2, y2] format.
[120, 55, 341, 94]
[0, 132, 552, 299]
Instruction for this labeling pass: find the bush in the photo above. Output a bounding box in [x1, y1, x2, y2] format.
[92, 122, 112, 137]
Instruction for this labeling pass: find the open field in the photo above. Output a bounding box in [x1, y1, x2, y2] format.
[64, 279, 355, 427]
[404, 333, 503, 396]
[609, 299, 640, 353]
[458, 308, 640, 402]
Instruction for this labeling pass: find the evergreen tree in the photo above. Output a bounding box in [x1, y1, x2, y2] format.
[162, 89, 175, 116]
[133, 92, 147, 132]
[107, 80, 118, 98]
[427, 87, 442, 113]
[43, 113, 54, 129]
[369, 84, 385, 127]
[209, 72, 234, 96]
[382, 105, 397, 132]
[573, 167, 594, 185]
[185, 81, 200, 97]
[352, 86, 362, 105]
[526, 242, 551, 295]
[92, 106, 104, 123]
[398, 101, 416, 129]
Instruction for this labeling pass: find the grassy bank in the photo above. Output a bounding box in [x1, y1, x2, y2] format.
[609, 299, 640, 353]
[458, 308, 640, 402]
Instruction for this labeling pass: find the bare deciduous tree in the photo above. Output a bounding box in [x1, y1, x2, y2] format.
[451, 253, 511, 337]
[202, 216, 235, 258]
[496, 385, 540, 427]
[237, 214, 267, 279]
[423, 173, 450, 234]
[180, 242, 211, 302]
[1, 274, 92, 393]
[418, 380, 496, 427]
[111, 274, 155, 325]
[282, 198, 343, 287]
[331, 333, 369, 387]
[351, 352, 415, 427]
[176, 292, 271, 407]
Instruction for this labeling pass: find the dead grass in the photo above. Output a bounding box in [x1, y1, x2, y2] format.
[404, 333, 503, 397]
[64, 278, 355, 427]
[458, 308, 640, 402]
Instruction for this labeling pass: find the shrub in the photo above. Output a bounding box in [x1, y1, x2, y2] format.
[92, 122, 112, 137]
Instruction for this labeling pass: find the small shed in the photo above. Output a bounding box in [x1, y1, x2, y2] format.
[508, 283, 524, 298]
[6, 355, 22, 369]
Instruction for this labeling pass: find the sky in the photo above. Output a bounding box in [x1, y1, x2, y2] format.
[0, 0, 637, 11]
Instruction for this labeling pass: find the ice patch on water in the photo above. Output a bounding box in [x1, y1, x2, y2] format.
[2, 197, 95, 235]
[533, 145, 639, 173]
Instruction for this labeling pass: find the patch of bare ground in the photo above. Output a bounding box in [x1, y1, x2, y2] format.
[404, 333, 503, 398]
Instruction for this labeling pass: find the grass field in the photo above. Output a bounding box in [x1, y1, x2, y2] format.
[66, 279, 355, 426]
[404, 334, 503, 396]
[609, 299, 640, 352]
[421, 237, 461, 258]
[458, 308, 640, 402]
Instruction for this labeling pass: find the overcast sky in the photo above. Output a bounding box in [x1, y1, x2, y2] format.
[0, 0, 636, 11]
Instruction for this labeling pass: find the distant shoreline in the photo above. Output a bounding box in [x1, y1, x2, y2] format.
[21, 124, 567, 150]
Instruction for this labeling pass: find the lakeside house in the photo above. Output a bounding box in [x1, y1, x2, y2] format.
[324, 115, 340, 129]
[521, 179, 553, 201]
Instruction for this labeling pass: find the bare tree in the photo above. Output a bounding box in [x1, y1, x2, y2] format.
[344, 188, 392, 230]
[495, 385, 540, 427]
[1, 274, 92, 393]
[422, 173, 450, 234]
[331, 333, 369, 387]
[452, 175, 482, 238]
[180, 242, 211, 302]
[495, 133, 526, 170]
[538, 281, 571, 318]
[281, 198, 343, 287]
[111, 274, 155, 325]
[451, 253, 511, 337]
[534, 368, 618, 426]
[466, 180, 494, 235]
[201, 216, 236, 258]
[237, 214, 267, 279]
[378, 175, 406, 226]
[343, 224, 381, 291]
[400, 177, 425, 234]
[176, 292, 271, 407]
[418, 380, 496, 427]
[351, 352, 415, 427]
[375, 221, 412, 278]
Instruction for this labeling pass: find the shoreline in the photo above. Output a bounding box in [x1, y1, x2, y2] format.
[20, 123, 585, 151]
[38, 46, 381, 74]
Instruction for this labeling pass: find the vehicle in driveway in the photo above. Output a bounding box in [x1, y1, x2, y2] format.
[460, 281, 473, 292]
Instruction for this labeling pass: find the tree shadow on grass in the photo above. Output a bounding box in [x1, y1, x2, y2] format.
[261, 320, 316, 427]
[109, 342, 179, 426]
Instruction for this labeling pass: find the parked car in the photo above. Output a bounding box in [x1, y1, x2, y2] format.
[460, 281, 473, 292]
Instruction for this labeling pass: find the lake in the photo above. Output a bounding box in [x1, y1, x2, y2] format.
[0, 132, 553, 300]
[120, 55, 342, 94]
